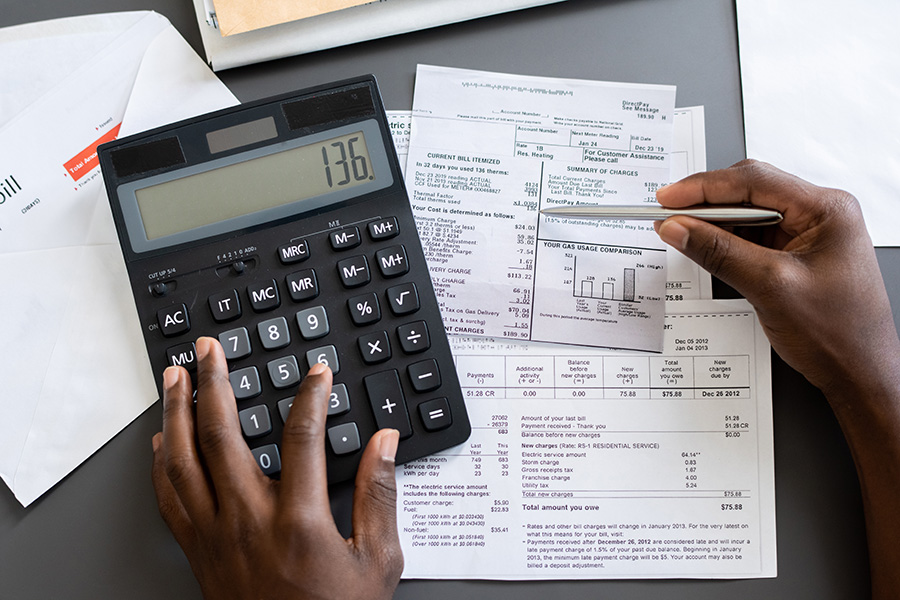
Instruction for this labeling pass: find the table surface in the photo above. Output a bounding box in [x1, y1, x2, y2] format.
[2, 1, 895, 598]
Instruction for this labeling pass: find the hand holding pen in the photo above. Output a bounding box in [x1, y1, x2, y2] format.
[652, 159, 900, 598]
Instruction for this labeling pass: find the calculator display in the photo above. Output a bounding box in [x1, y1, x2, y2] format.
[116, 118, 392, 254]
[136, 131, 374, 241]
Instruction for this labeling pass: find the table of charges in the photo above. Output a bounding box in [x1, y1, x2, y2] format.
[454, 351, 750, 401]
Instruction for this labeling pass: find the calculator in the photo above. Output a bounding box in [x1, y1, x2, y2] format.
[98, 76, 470, 483]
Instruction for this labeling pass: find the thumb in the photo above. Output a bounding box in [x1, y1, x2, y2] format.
[656, 216, 776, 299]
[351, 429, 403, 569]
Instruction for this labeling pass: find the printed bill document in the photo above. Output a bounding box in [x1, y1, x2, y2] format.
[407, 65, 677, 352]
[397, 299, 776, 579]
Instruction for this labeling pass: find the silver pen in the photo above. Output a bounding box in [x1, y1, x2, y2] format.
[540, 205, 783, 226]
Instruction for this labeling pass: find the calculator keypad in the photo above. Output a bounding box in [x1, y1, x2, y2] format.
[143, 214, 468, 483]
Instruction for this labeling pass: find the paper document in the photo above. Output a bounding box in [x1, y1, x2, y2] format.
[397, 299, 776, 579]
[388, 107, 711, 303]
[0, 12, 237, 506]
[211, 0, 371, 36]
[667, 107, 711, 301]
[407, 65, 676, 352]
[192, 0, 568, 70]
[737, 0, 900, 247]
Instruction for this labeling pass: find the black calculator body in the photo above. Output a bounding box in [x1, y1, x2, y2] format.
[98, 76, 470, 483]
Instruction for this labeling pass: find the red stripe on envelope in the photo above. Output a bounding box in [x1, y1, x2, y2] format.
[65, 124, 121, 182]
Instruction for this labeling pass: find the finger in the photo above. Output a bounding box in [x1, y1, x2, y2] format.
[278, 362, 333, 515]
[656, 215, 782, 300]
[193, 337, 266, 503]
[350, 428, 402, 574]
[151, 432, 199, 556]
[159, 365, 216, 523]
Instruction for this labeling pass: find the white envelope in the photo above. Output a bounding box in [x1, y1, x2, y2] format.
[0, 11, 238, 507]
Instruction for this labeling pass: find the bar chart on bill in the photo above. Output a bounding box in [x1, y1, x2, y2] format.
[530, 237, 666, 349]
[572, 255, 637, 303]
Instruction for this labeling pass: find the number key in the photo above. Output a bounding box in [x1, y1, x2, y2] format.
[296, 306, 329, 340]
[251, 444, 281, 475]
[258, 316, 291, 350]
[229, 366, 261, 400]
[218, 327, 251, 360]
[277, 397, 294, 423]
[239, 405, 272, 439]
[328, 383, 350, 416]
[267, 355, 301, 389]
[306, 345, 340, 375]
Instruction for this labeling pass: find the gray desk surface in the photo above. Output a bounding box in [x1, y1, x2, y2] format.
[1, 0, 893, 597]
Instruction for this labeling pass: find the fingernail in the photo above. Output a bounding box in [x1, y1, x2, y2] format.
[378, 429, 400, 462]
[308, 362, 328, 376]
[657, 218, 690, 251]
[163, 366, 180, 392]
[151, 433, 161, 452]
[656, 183, 673, 196]
[196, 337, 212, 361]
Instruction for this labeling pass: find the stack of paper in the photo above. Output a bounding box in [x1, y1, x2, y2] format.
[387, 65, 776, 580]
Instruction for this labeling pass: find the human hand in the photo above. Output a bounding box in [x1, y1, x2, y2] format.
[655, 160, 900, 399]
[151, 337, 403, 600]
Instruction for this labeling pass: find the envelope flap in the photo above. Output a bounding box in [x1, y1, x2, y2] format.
[0, 12, 150, 129]
[120, 25, 238, 137]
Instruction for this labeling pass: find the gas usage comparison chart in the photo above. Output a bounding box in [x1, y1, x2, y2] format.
[407, 65, 676, 352]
